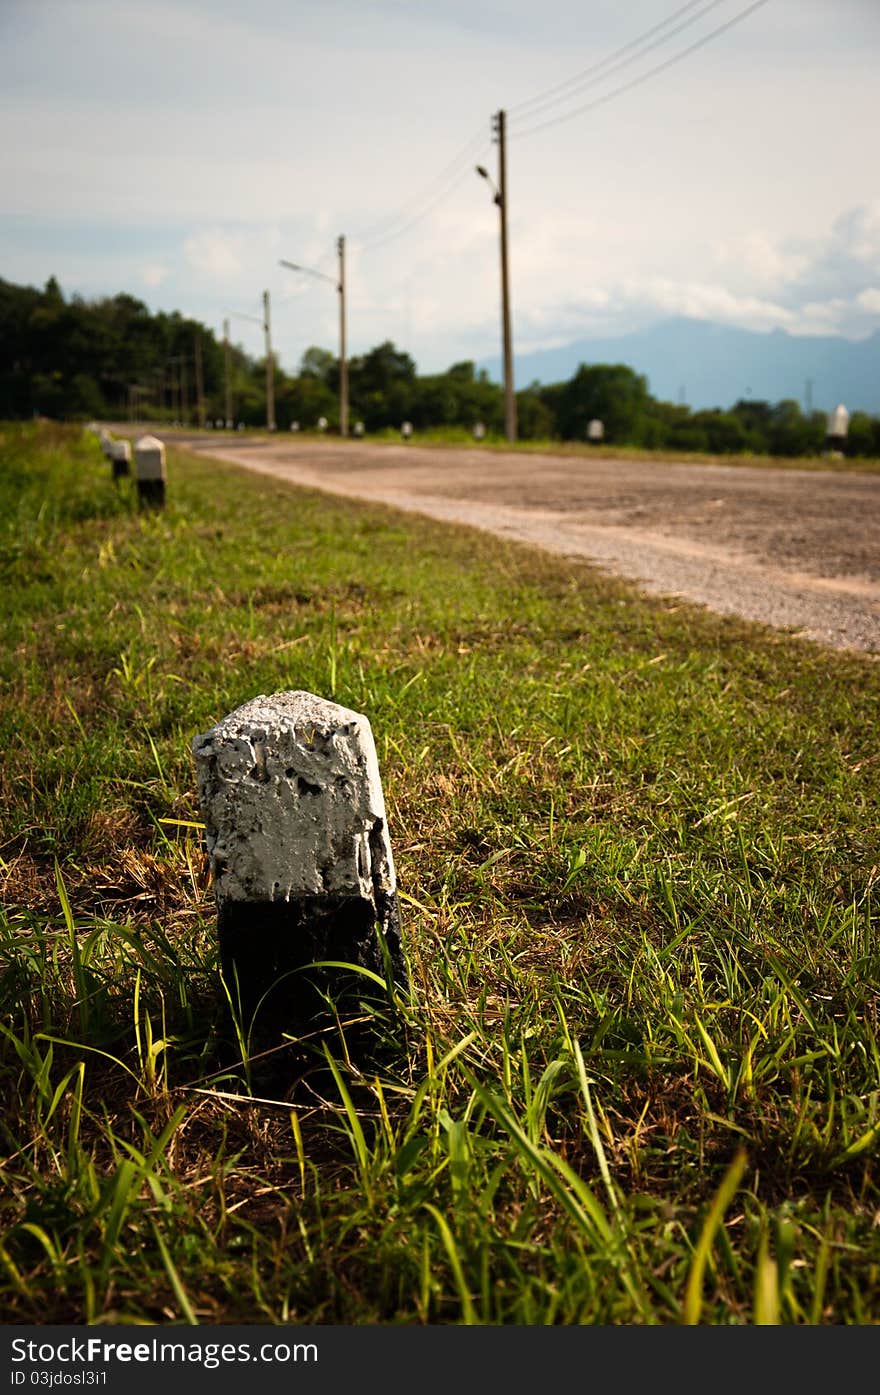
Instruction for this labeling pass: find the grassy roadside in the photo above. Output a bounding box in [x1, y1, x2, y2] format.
[0, 420, 878, 1324]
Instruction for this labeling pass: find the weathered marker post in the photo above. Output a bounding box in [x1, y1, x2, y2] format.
[133, 434, 166, 507]
[826, 404, 849, 458]
[108, 438, 131, 480]
[192, 691, 407, 1046]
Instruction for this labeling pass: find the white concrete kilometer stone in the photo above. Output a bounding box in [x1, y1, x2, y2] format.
[133, 434, 166, 507]
[108, 437, 131, 480]
[587, 419, 604, 443]
[826, 404, 850, 458]
[192, 690, 407, 1039]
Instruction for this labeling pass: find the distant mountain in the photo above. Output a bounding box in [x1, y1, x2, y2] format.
[479, 317, 880, 414]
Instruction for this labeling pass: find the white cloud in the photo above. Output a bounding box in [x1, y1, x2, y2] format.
[713, 232, 810, 288]
[3, 0, 880, 371]
[140, 263, 169, 287]
[613, 279, 769, 329]
[181, 224, 287, 283]
[183, 229, 243, 280]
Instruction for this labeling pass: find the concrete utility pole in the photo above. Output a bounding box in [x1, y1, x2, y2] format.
[225, 302, 274, 430]
[477, 111, 516, 442]
[338, 236, 348, 438]
[194, 330, 205, 429]
[223, 318, 232, 427]
[263, 290, 276, 431]
[167, 356, 184, 423]
[279, 244, 349, 436]
[496, 111, 516, 442]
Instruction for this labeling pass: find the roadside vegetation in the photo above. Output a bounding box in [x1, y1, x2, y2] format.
[0, 421, 878, 1324]
[5, 274, 880, 458]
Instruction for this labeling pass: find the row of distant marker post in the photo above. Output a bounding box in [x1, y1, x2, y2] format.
[92, 425, 167, 506]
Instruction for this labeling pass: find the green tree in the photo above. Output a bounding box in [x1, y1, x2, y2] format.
[555, 363, 651, 444]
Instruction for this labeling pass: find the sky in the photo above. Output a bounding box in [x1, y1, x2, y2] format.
[1, 0, 879, 376]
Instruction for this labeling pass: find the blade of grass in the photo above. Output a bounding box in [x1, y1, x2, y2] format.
[683, 1149, 748, 1325]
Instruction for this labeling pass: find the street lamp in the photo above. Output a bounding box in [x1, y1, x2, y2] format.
[476, 108, 516, 443]
[279, 236, 348, 437]
[225, 294, 275, 431]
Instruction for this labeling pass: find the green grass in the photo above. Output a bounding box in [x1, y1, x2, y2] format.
[0, 420, 878, 1325]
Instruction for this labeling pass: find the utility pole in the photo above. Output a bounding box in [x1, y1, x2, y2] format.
[338, 235, 348, 437]
[478, 114, 516, 441]
[194, 330, 205, 428]
[263, 290, 276, 431]
[166, 360, 178, 421]
[226, 302, 271, 428]
[278, 247, 348, 436]
[495, 110, 516, 442]
[223, 318, 232, 426]
[180, 356, 188, 426]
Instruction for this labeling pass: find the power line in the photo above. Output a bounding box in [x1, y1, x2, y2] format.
[352, 128, 489, 254]
[508, 0, 720, 120]
[513, 0, 771, 140]
[354, 160, 487, 253]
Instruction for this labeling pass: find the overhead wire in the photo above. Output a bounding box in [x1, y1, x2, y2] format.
[353, 127, 490, 254]
[512, 0, 772, 140]
[350, 0, 769, 254]
[508, 0, 723, 121]
[285, 0, 769, 302]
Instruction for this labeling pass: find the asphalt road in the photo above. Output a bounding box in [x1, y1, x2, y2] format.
[166, 431, 879, 655]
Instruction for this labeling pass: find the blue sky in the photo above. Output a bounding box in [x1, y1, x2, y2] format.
[2, 0, 878, 374]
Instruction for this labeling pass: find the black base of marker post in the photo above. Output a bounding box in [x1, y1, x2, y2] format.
[218, 890, 406, 1054]
[136, 478, 165, 507]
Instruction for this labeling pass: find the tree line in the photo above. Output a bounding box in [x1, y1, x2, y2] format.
[3, 275, 879, 457]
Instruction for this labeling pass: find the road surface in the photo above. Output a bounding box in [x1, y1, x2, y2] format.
[168, 432, 880, 655]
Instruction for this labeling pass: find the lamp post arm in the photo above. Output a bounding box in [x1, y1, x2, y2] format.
[279, 259, 339, 291]
[225, 309, 264, 328]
